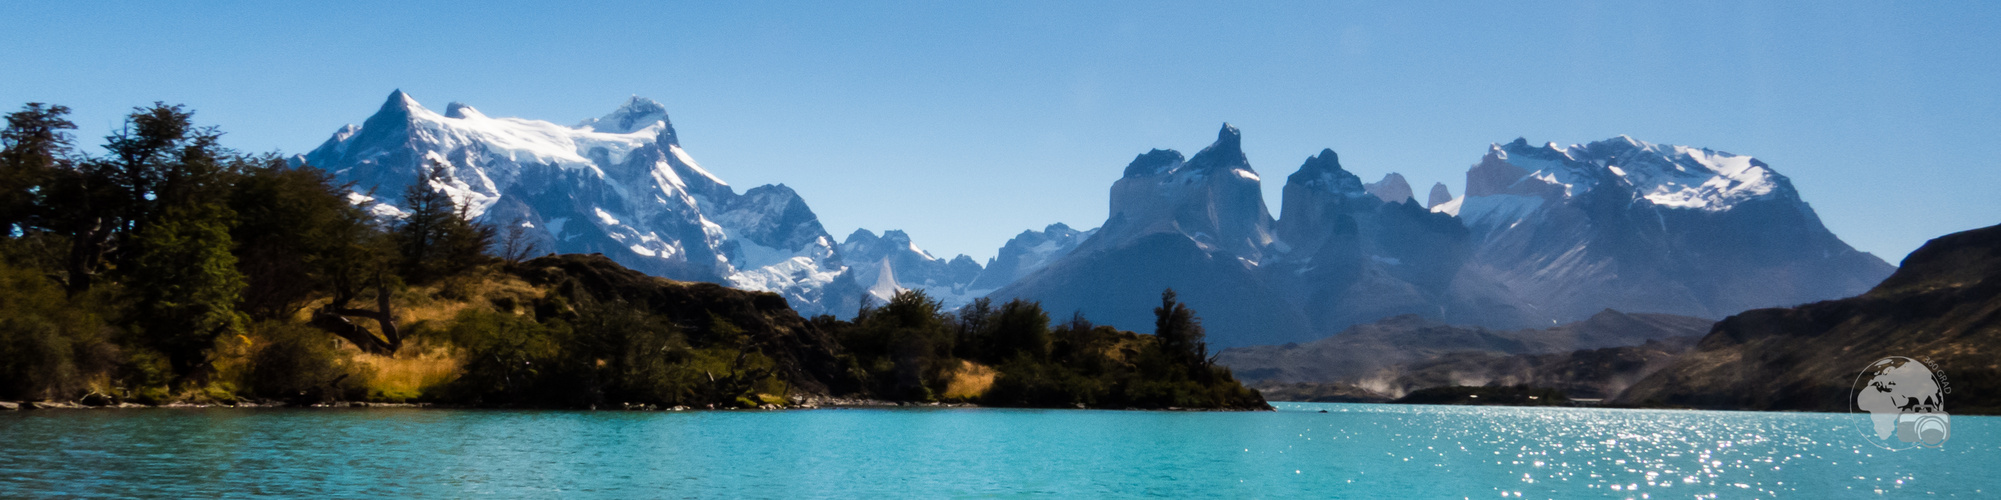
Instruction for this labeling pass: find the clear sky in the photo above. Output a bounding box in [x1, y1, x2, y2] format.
[4, 1, 1996, 263]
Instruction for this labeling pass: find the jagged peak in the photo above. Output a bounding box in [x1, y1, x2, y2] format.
[1364, 173, 1415, 204]
[1427, 182, 1453, 208]
[376, 89, 423, 117]
[611, 95, 667, 117]
[444, 102, 483, 119]
[879, 229, 913, 245]
[1044, 222, 1074, 233]
[1185, 122, 1250, 173]
[844, 228, 880, 245]
[1122, 149, 1185, 177]
[1296, 148, 1344, 174]
[586, 95, 676, 138]
[742, 183, 799, 198]
[1286, 148, 1364, 195]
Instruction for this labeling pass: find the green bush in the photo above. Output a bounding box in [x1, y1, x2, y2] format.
[247, 321, 365, 403]
[0, 260, 117, 401]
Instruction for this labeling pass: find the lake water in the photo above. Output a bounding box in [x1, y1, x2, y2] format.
[1, 402, 1994, 498]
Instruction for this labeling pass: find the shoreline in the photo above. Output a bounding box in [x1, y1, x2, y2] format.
[0, 399, 1272, 413]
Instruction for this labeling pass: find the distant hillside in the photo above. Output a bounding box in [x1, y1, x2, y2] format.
[1616, 224, 2001, 414]
[1217, 309, 1711, 386]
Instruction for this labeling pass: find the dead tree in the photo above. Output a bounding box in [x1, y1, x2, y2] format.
[310, 271, 402, 355]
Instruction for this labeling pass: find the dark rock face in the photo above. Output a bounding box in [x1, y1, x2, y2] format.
[1265, 150, 1509, 335]
[994, 124, 1288, 346]
[1616, 224, 2001, 414]
[1427, 182, 1453, 209]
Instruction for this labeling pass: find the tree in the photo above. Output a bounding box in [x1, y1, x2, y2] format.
[226, 159, 371, 320]
[36, 103, 214, 296]
[92, 104, 250, 379]
[121, 202, 248, 377]
[1153, 288, 1210, 371]
[953, 297, 994, 360]
[989, 299, 1051, 362]
[394, 160, 494, 283]
[306, 194, 401, 356]
[0, 103, 75, 237]
[496, 217, 541, 264]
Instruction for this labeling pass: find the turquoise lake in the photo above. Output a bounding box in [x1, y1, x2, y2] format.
[1, 402, 1994, 498]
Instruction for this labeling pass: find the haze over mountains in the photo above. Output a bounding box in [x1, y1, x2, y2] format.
[303, 92, 1894, 345]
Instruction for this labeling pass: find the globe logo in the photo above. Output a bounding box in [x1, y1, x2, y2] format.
[1851, 356, 1950, 450]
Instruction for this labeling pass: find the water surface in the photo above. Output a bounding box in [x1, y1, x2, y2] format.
[2, 403, 1993, 497]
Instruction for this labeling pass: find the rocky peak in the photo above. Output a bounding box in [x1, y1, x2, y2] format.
[1285, 149, 1365, 196]
[1121, 149, 1185, 178]
[1183, 123, 1250, 173]
[378, 89, 420, 116]
[1364, 173, 1415, 204]
[1427, 182, 1453, 208]
[444, 102, 483, 119]
[585, 96, 678, 143]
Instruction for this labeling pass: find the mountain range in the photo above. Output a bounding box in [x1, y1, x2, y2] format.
[994, 125, 1895, 347]
[302, 92, 1894, 346]
[301, 92, 1093, 317]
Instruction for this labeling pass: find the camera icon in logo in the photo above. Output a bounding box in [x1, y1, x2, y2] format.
[1852, 356, 1950, 450]
[1896, 412, 1950, 447]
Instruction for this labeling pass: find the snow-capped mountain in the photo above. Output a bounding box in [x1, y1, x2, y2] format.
[993, 124, 1315, 348]
[993, 127, 1891, 348]
[300, 91, 858, 315]
[1265, 149, 1527, 336]
[300, 96, 1892, 341]
[838, 229, 984, 306]
[1432, 136, 1895, 321]
[967, 223, 1096, 291]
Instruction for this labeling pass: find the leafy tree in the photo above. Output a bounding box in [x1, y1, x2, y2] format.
[394, 160, 495, 283]
[0, 259, 116, 401]
[0, 103, 75, 236]
[120, 201, 248, 377]
[953, 297, 994, 359]
[843, 290, 955, 400]
[302, 181, 401, 355]
[32, 103, 217, 296]
[226, 159, 372, 320]
[989, 299, 1052, 362]
[1153, 288, 1210, 372]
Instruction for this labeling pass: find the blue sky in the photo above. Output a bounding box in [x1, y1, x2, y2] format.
[4, 1, 1995, 263]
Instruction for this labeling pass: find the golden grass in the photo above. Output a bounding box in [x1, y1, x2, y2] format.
[353, 340, 462, 401]
[280, 267, 547, 401]
[941, 360, 997, 400]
